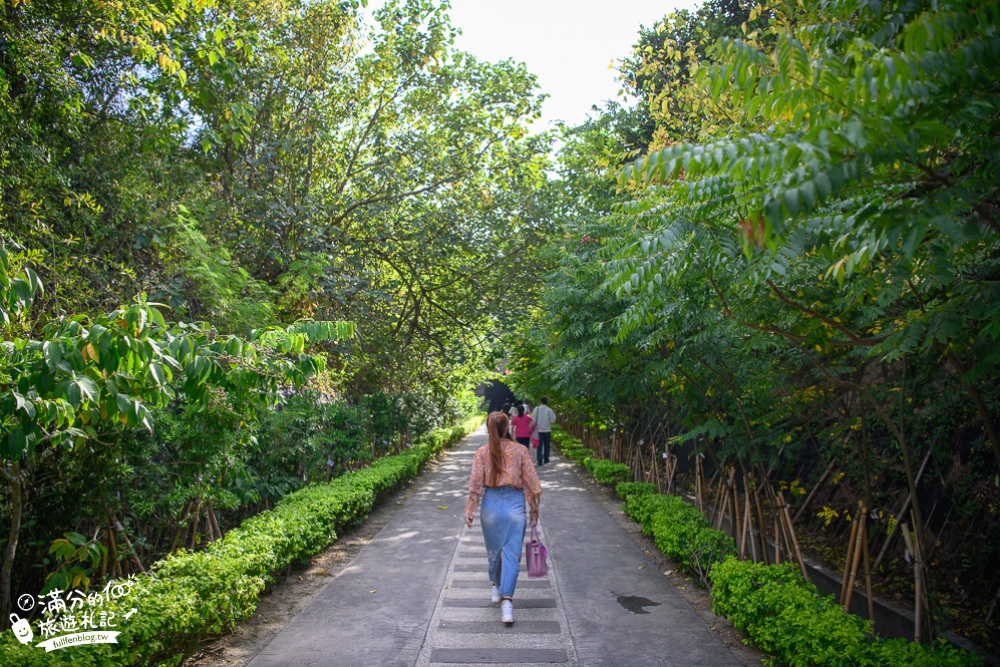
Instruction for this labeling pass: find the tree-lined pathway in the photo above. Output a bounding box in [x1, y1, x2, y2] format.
[246, 427, 742, 666]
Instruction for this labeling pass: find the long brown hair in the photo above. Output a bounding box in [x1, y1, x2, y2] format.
[486, 411, 509, 486]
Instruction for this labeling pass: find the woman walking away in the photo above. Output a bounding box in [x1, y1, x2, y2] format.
[510, 405, 534, 449]
[465, 412, 542, 625]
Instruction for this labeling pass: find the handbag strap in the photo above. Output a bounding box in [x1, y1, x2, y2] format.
[530, 525, 540, 543]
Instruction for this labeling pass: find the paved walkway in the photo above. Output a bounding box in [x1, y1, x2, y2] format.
[247, 426, 742, 666]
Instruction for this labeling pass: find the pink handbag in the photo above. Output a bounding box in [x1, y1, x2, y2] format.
[525, 525, 548, 578]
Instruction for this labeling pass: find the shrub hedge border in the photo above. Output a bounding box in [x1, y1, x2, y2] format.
[1, 414, 484, 667]
[553, 429, 981, 667]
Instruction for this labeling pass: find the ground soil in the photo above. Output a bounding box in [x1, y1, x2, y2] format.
[185, 452, 765, 667]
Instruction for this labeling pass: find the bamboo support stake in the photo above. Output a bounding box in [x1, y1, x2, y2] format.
[764, 481, 793, 565]
[773, 514, 782, 564]
[715, 478, 731, 531]
[901, 522, 923, 643]
[873, 449, 933, 570]
[739, 492, 751, 559]
[749, 474, 770, 566]
[793, 458, 837, 523]
[861, 510, 876, 631]
[706, 468, 720, 505]
[712, 476, 725, 528]
[695, 457, 704, 511]
[744, 483, 759, 563]
[844, 504, 867, 613]
[779, 492, 808, 580]
[669, 455, 678, 495]
[730, 468, 742, 545]
[841, 512, 861, 604]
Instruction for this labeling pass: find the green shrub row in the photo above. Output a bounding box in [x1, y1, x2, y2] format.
[614, 481, 657, 501]
[555, 430, 732, 584]
[621, 490, 735, 584]
[710, 558, 982, 667]
[0, 414, 483, 667]
[558, 429, 980, 666]
[550, 430, 630, 484]
[550, 429, 591, 466]
[589, 460, 631, 485]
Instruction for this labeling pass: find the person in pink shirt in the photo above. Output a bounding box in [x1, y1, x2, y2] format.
[509, 405, 534, 448]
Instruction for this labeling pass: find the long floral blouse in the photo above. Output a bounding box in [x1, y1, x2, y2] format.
[465, 439, 542, 523]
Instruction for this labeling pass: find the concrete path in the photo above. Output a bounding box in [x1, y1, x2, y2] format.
[247, 426, 742, 667]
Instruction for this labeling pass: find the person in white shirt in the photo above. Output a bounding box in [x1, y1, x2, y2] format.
[530, 397, 556, 466]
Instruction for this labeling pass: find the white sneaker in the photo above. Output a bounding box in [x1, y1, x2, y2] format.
[491, 584, 501, 603]
[501, 599, 513, 624]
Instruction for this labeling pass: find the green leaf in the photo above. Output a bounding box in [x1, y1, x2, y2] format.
[8, 429, 26, 457]
[116, 392, 133, 417]
[783, 188, 800, 218]
[75, 376, 99, 404]
[43, 341, 62, 369]
[149, 363, 167, 386]
[65, 532, 87, 547]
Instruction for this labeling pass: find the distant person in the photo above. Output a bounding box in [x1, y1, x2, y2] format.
[510, 405, 534, 448]
[465, 412, 542, 625]
[518, 399, 531, 415]
[501, 398, 513, 416]
[530, 397, 557, 466]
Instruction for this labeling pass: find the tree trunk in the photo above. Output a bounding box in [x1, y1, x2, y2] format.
[0, 462, 22, 630]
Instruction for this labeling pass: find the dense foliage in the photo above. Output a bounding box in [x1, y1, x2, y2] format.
[558, 429, 981, 665]
[0, 415, 481, 666]
[4, 0, 999, 659]
[509, 0, 999, 650]
[1, 0, 545, 635]
[711, 558, 979, 667]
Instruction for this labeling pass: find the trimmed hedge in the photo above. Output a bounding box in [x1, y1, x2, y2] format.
[623, 491, 734, 584]
[556, 429, 732, 584]
[589, 460, 631, 485]
[614, 481, 657, 501]
[0, 414, 483, 667]
[558, 428, 981, 666]
[710, 558, 982, 667]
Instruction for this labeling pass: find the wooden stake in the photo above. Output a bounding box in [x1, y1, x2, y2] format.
[715, 476, 731, 531]
[710, 472, 725, 527]
[873, 449, 933, 571]
[763, 480, 793, 565]
[739, 492, 751, 559]
[749, 473, 770, 566]
[861, 510, 875, 631]
[793, 458, 836, 523]
[744, 484, 759, 564]
[731, 468, 742, 545]
[844, 504, 866, 613]
[773, 514, 782, 564]
[695, 456, 703, 511]
[901, 522, 922, 643]
[841, 511, 860, 604]
[779, 492, 808, 580]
